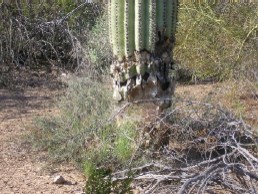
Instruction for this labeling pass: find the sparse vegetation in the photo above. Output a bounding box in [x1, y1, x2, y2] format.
[0, 1, 257, 194]
[30, 77, 258, 193]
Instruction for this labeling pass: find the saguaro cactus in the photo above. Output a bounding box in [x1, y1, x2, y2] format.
[109, 0, 178, 105]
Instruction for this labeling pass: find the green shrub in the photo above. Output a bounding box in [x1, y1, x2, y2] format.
[175, 2, 258, 81]
[82, 119, 138, 174]
[31, 77, 113, 163]
[84, 162, 132, 194]
[83, 11, 112, 76]
[84, 165, 113, 194]
[113, 121, 137, 163]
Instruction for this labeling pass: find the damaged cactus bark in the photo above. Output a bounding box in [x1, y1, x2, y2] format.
[109, 0, 178, 107]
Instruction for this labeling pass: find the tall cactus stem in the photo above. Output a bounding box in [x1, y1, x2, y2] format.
[109, 0, 178, 103]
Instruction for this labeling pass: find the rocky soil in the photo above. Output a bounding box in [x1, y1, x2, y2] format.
[0, 87, 85, 194]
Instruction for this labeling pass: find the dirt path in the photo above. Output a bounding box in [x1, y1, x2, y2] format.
[0, 87, 85, 194]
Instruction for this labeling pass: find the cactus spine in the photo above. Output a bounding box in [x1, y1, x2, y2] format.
[109, 0, 178, 103]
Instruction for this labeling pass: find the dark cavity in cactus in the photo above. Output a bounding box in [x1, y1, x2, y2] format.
[109, 0, 178, 107]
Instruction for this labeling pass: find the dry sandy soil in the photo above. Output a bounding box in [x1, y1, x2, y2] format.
[176, 82, 258, 127]
[0, 86, 85, 194]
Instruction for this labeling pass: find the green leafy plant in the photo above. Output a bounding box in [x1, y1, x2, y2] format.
[113, 121, 137, 163]
[84, 162, 113, 194]
[84, 163, 133, 194]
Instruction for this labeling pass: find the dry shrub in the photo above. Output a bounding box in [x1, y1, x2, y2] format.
[111, 100, 258, 193]
[0, 2, 104, 84]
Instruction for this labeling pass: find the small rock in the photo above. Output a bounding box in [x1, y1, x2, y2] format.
[53, 175, 66, 184]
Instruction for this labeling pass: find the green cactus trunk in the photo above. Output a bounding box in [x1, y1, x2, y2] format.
[109, 0, 178, 106]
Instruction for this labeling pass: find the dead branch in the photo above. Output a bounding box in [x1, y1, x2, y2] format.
[110, 100, 258, 194]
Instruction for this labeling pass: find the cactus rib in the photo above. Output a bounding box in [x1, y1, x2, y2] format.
[117, 0, 125, 61]
[135, 0, 146, 51]
[111, 0, 125, 61]
[111, 0, 118, 56]
[166, 0, 178, 41]
[171, 0, 179, 41]
[108, 0, 112, 45]
[145, 0, 156, 52]
[124, 0, 135, 58]
[156, 0, 165, 36]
